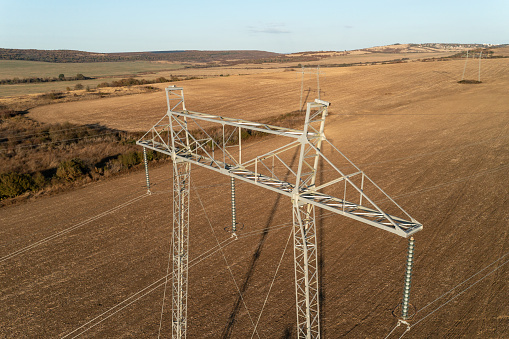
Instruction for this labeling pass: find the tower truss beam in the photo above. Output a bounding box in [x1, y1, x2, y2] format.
[137, 93, 422, 238]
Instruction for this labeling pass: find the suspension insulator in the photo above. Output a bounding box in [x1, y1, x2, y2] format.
[143, 147, 151, 194]
[401, 236, 415, 320]
[231, 177, 236, 233]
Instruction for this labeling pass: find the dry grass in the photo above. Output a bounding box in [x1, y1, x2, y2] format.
[0, 85, 160, 112]
[492, 45, 509, 56]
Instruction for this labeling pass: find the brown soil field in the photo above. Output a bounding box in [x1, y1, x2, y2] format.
[2, 57, 509, 338]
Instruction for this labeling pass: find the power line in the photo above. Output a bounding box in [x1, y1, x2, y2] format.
[191, 180, 261, 339]
[384, 321, 404, 339]
[356, 133, 508, 167]
[385, 252, 509, 338]
[157, 217, 174, 339]
[149, 119, 509, 196]
[61, 213, 507, 338]
[0, 193, 150, 263]
[250, 225, 293, 338]
[54, 160, 507, 337]
[4, 142, 505, 265]
[298, 65, 325, 111]
[3, 130, 506, 336]
[0, 167, 212, 263]
[387, 162, 509, 201]
[411, 253, 509, 329]
[60, 237, 234, 339]
[4, 158, 504, 271]
[61, 221, 293, 338]
[0, 167, 170, 225]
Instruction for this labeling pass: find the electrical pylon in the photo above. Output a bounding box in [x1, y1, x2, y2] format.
[137, 86, 422, 338]
[298, 65, 325, 111]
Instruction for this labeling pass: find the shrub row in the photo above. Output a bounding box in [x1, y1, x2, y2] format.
[0, 172, 41, 198]
[0, 122, 115, 150]
[0, 159, 88, 199]
[0, 150, 168, 200]
[0, 74, 90, 85]
[96, 77, 174, 88]
[0, 108, 18, 119]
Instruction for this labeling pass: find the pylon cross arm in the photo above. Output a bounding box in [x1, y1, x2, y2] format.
[172, 110, 320, 139]
[137, 97, 421, 238]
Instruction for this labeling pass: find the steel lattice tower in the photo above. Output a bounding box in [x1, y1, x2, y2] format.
[138, 86, 422, 338]
[171, 159, 190, 338]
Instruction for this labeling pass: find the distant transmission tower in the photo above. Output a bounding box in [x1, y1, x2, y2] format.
[461, 49, 483, 82]
[138, 86, 422, 338]
[478, 50, 482, 82]
[461, 50, 469, 81]
[298, 66, 324, 111]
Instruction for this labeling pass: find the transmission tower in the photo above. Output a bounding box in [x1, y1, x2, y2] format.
[298, 65, 324, 111]
[461, 49, 483, 82]
[138, 86, 422, 338]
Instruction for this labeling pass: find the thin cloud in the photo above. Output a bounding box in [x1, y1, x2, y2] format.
[248, 23, 291, 34]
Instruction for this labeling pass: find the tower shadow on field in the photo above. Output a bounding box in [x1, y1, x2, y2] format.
[281, 325, 293, 338]
[300, 87, 312, 112]
[221, 148, 299, 339]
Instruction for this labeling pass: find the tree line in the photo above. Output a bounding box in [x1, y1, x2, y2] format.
[0, 48, 286, 64]
[0, 73, 91, 85]
[96, 76, 177, 88]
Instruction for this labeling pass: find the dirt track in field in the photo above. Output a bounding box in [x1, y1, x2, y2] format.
[2, 58, 509, 338]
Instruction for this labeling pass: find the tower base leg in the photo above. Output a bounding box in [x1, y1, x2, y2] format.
[172, 161, 191, 339]
[293, 201, 320, 338]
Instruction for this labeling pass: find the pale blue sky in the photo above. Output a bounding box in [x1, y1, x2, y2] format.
[1, 0, 507, 53]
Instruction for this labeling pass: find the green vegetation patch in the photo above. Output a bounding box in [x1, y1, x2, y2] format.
[0, 172, 37, 198]
[56, 158, 88, 182]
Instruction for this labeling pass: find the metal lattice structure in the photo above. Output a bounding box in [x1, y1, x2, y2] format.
[137, 86, 423, 338]
[171, 159, 190, 338]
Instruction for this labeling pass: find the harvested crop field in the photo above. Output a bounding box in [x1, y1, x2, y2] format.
[0, 60, 185, 80]
[28, 58, 509, 131]
[1, 57, 508, 338]
[0, 60, 185, 97]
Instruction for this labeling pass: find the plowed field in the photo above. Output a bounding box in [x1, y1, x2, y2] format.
[2, 58, 509, 338]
